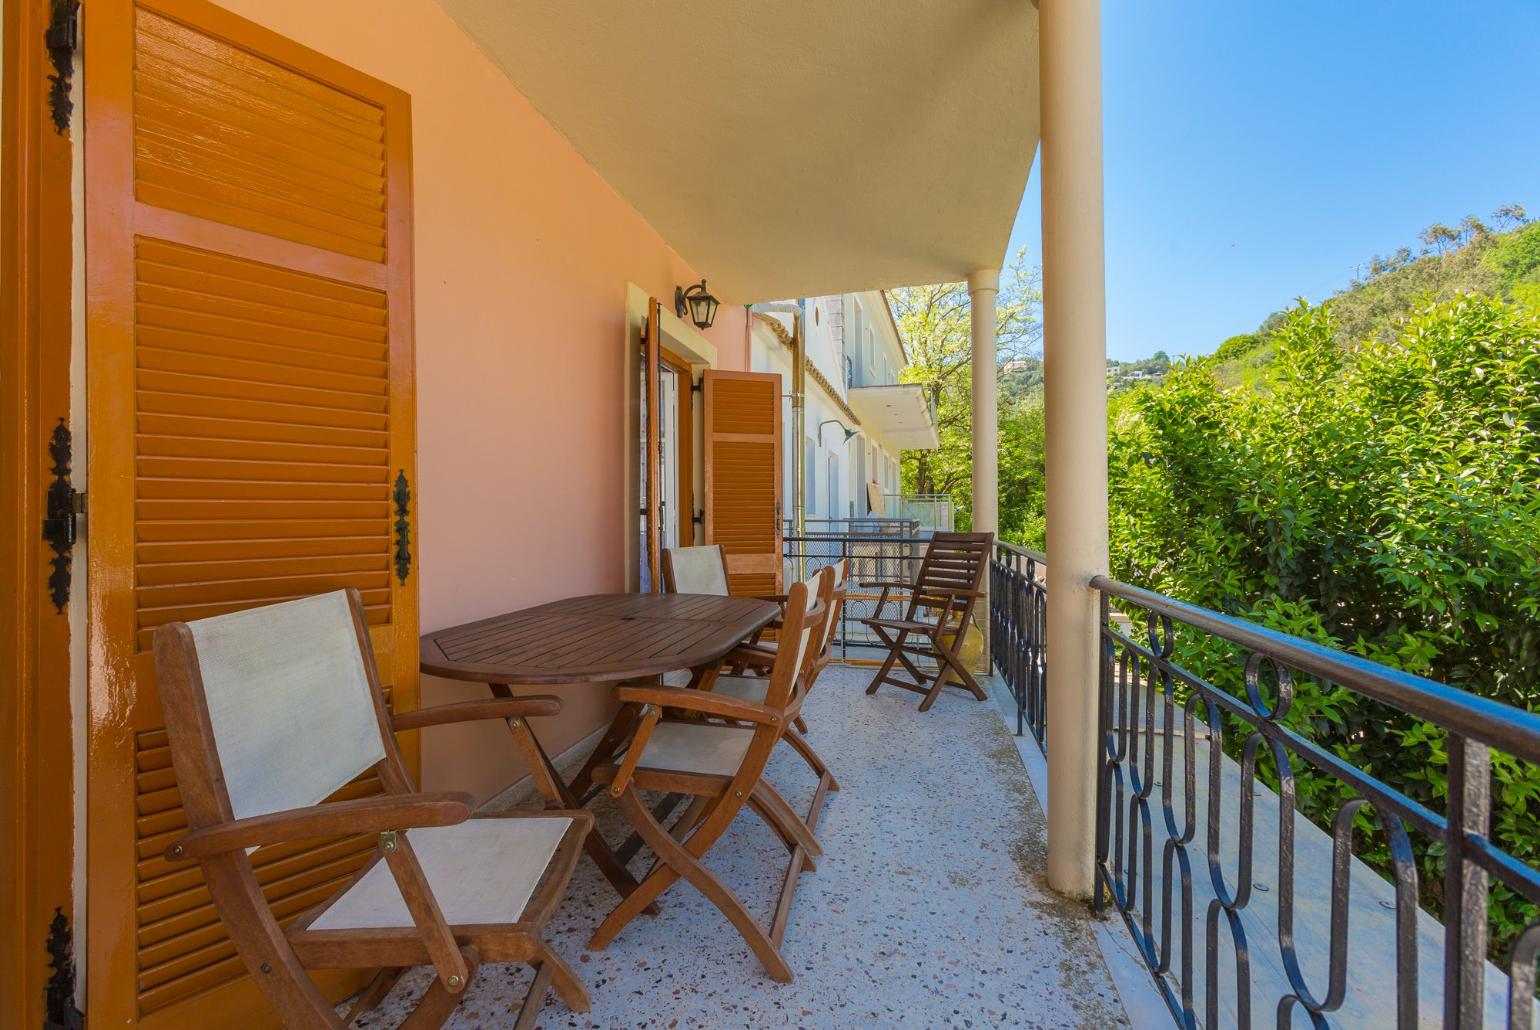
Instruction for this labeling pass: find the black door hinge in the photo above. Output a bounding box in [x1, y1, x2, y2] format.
[392, 470, 412, 583]
[44, 908, 85, 1030]
[42, 419, 80, 613]
[45, 0, 80, 134]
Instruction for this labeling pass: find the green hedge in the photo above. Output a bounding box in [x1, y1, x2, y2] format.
[1107, 294, 1540, 956]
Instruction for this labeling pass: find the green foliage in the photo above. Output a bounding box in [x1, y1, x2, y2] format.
[999, 394, 1045, 547]
[892, 251, 1042, 536]
[899, 202, 1540, 952]
[1485, 221, 1540, 297]
[1109, 295, 1540, 956]
[1214, 333, 1261, 362]
[1328, 235, 1503, 345]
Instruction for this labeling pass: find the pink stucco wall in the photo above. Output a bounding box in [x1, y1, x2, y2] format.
[215, 0, 750, 800]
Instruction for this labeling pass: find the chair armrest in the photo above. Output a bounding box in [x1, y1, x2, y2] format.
[862, 581, 982, 599]
[614, 684, 781, 725]
[724, 644, 775, 670]
[915, 586, 985, 600]
[167, 792, 475, 860]
[752, 593, 790, 604]
[391, 696, 561, 732]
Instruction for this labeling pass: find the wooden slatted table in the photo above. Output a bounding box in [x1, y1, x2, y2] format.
[421, 593, 779, 685]
[420, 592, 780, 902]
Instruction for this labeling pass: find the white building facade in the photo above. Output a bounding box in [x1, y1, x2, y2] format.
[749, 292, 939, 529]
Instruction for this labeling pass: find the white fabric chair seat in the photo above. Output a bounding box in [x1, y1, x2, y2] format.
[617, 720, 755, 777]
[309, 816, 571, 931]
[710, 675, 771, 704]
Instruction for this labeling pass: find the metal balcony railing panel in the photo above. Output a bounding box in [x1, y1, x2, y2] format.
[881, 493, 956, 533]
[989, 542, 1047, 748]
[1091, 576, 1540, 1029]
[783, 529, 932, 664]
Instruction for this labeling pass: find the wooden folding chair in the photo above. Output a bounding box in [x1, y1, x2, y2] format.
[153, 589, 592, 1029]
[711, 559, 847, 819]
[660, 542, 733, 595]
[586, 571, 833, 982]
[660, 543, 781, 669]
[861, 531, 995, 712]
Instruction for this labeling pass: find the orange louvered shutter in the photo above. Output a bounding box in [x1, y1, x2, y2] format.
[703, 370, 783, 595]
[84, 2, 416, 1025]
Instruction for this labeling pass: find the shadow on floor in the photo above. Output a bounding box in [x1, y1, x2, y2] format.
[353, 664, 1128, 1029]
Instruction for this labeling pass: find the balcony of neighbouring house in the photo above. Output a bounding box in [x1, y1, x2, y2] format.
[846, 384, 942, 452]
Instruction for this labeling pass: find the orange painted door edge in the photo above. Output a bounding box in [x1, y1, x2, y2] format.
[0, 0, 77, 1023]
[643, 298, 661, 590]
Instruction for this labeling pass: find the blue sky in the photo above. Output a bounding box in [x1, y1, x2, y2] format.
[1006, 1, 1540, 362]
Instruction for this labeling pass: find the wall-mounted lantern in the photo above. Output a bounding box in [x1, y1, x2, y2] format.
[675, 279, 720, 330]
[817, 418, 858, 444]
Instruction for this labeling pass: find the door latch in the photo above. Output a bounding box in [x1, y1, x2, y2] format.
[43, 419, 81, 612]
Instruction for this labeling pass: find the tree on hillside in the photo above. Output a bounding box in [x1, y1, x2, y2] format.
[1492, 203, 1529, 231]
[891, 249, 1041, 531]
[1486, 219, 1540, 305]
[1419, 222, 1462, 255]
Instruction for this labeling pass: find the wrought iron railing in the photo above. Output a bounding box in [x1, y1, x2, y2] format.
[782, 530, 930, 661]
[1092, 576, 1540, 1028]
[989, 542, 1047, 746]
[787, 516, 922, 538]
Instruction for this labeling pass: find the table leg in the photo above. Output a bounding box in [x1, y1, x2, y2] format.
[488, 684, 653, 911]
[567, 695, 644, 804]
[690, 664, 721, 693]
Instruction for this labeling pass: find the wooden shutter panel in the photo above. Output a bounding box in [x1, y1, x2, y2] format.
[85, 1, 416, 1025]
[702, 370, 783, 595]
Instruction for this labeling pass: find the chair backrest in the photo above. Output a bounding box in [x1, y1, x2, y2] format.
[813, 558, 848, 668]
[760, 566, 834, 713]
[662, 544, 730, 596]
[908, 532, 993, 614]
[155, 590, 399, 828]
[152, 592, 413, 1022]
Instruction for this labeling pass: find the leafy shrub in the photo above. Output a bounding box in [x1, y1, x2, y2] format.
[1213, 332, 1260, 362]
[1108, 294, 1540, 956]
[1486, 221, 1540, 293]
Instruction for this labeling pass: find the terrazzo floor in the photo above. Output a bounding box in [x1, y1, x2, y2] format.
[350, 665, 1130, 1029]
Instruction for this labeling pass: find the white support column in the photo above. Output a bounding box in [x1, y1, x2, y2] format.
[969, 269, 1000, 543]
[1040, 0, 1109, 899]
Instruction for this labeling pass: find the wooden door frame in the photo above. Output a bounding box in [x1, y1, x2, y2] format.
[1, 0, 78, 1022]
[642, 299, 660, 589]
[659, 346, 695, 548]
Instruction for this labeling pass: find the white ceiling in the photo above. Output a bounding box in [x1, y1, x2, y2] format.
[434, 0, 1040, 303]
